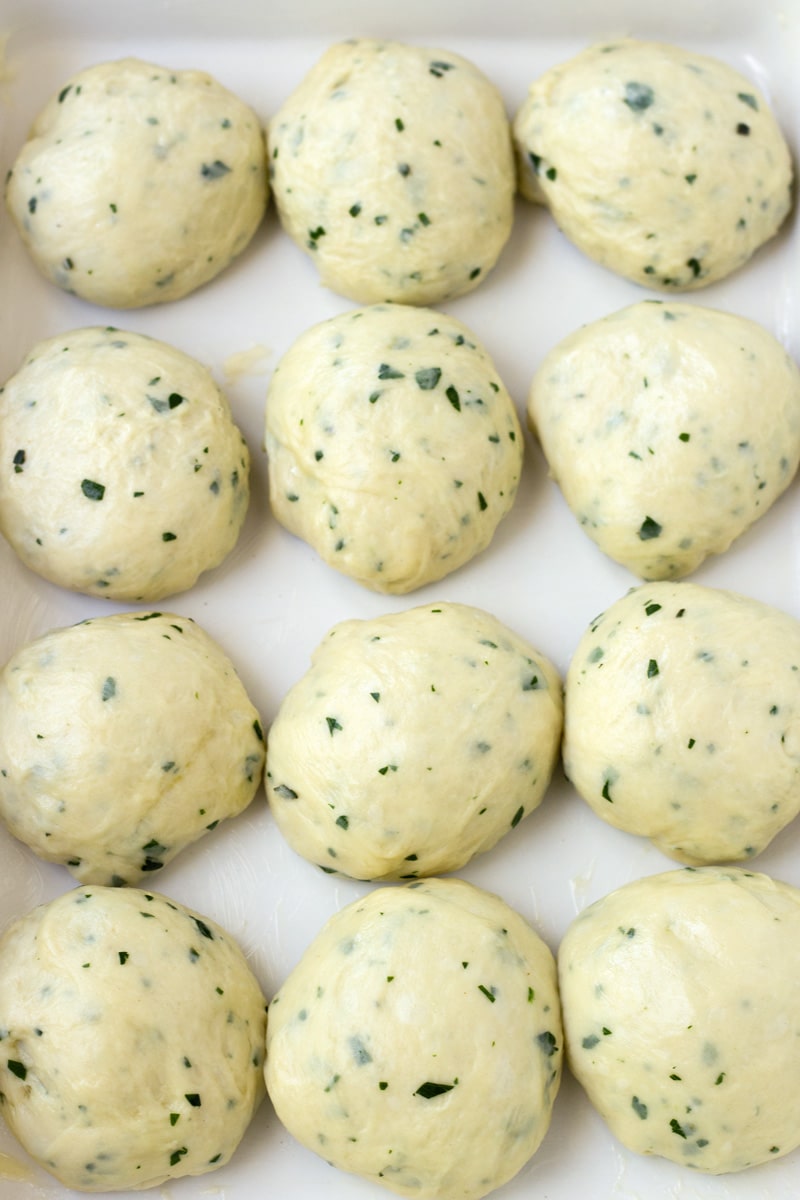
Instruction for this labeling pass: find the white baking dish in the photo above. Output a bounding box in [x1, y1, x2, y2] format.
[0, 0, 799, 1196]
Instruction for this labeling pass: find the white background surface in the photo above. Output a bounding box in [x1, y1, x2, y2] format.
[1, 1, 800, 1197]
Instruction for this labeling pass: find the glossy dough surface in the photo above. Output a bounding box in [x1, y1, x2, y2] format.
[0, 326, 250, 600]
[268, 39, 514, 305]
[528, 301, 800, 578]
[513, 38, 792, 289]
[266, 878, 562, 1200]
[0, 886, 267, 1191]
[0, 612, 265, 884]
[266, 601, 562, 879]
[564, 582, 800, 864]
[5, 57, 267, 307]
[559, 867, 800, 1173]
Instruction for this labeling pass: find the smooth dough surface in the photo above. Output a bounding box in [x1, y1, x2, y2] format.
[513, 38, 792, 289]
[266, 878, 562, 1200]
[265, 305, 523, 593]
[266, 602, 562, 879]
[559, 867, 800, 1173]
[0, 326, 250, 600]
[5, 57, 267, 308]
[268, 39, 514, 305]
[564, 582, 800, 864]
[0, 611, 265, 885]
[0, 886, 266, 1191]
[528, 301, 800, 579]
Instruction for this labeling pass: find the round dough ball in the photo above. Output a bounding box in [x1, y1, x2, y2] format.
[5, 57, 267, 308]
[0, 325, 251, 600]
[268, 39, 514, 305]
[0, 611, 265, 885]
[559, 867, 800, 1173]
[564, 582, 800, 864]
[513, 39, 792, 289]
[265, 305, 523, 593]
[266, 878, 562, 1200]
[528, 301, 800, 579]
[0, 886, 266, 1191]
[266, 601, 562, 880]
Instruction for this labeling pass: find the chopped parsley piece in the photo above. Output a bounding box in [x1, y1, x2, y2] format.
[415, 1080, 455, 1098]
[101, 677, 116, 701]
[7, 1060, 27, 1080]
[632, 1095, 648, 1119]
[415, 367, 441, 390]
[81, 479, 105, 501]
[378, 363, 404, 380]
[647, 659, 660, 678]
[200, 160, 231, 179]
[326, 716, 343, 736]
[638, 515, 662, 540]
[623, 81, 655, 111]
[510, 805, 524, 828]
[478, 984, 496, 1002]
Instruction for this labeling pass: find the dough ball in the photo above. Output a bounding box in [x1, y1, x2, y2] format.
[265, 305, 523, 593]
[559, 867, 800, 1173]
[564, 582, 800, 864]
[266, 878, 562, 1200]
[266, 601, 562, 880]
[0, 886, 266, 1191]
[0, 611, 265, 885]
[513, 39, 792, 289]
[268, 39, 514, 305]
[5, 57, 267, 308]
[0, 325, 250, 600]
[528, 301, 800, 579]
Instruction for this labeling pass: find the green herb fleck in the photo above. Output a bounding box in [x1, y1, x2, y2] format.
[647, 659, 660, 678]
[415, 367, 441, 390]
[478, 984, 496, 1002]
[118, 951, 129, 964]
[200, 160, 231, 179]
[737, 92, 759, 111]
[162, 531, 177, 542]
[638, 515, 662, 540]
[378, 363, 404, 380]
[336, 814, 349, 830]
[645, 603, 661, 616]
[624, 81, 655, 111]
[326, 716, 343, 736]
[81, 479, 105, 501]
[7, 1060, 27, 1080]
[446, 385, 461, 411]
[670, 1118, 688, 1139]
[185, 1093, 201, 1107]
[632, 1096, 648, 1119]
[510, 805, 524, 828]
[415, 1080, 454, 1098]
[102, 677, 116, 701]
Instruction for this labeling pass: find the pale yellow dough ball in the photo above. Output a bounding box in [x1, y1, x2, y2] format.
[266, 878, 562, 1200]
[0, 326, 250, 600]
[265, 304, 523, 593]
[0, 886, 267, 1191]
[5, 57, 268, 307]
[528, 301, 800, 579]
[560, 867, 800, 1173]
[0, 611, 265, 885]
[513, 38, 792, 289]
[269, 39, 514, 304]
[564, 582, 800, 864]
[266, 601, 562, 879]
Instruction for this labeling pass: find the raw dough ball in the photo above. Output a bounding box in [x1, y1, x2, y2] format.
[513, 39, 792, 289]
[528, 301, 800, 578]
[268, 39, 514, 305]
[0, 611, 265, 885]
[564, 582, 800, 864]
[0, 886, 267, 1191]
[559, 867, 800, 1173]
[5, 57, 267, 308]
[266, 601, 562, 879]
[266, 878, 562, 1200]
[265, 305, 523, 592]
[0, 325, 250, 600]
